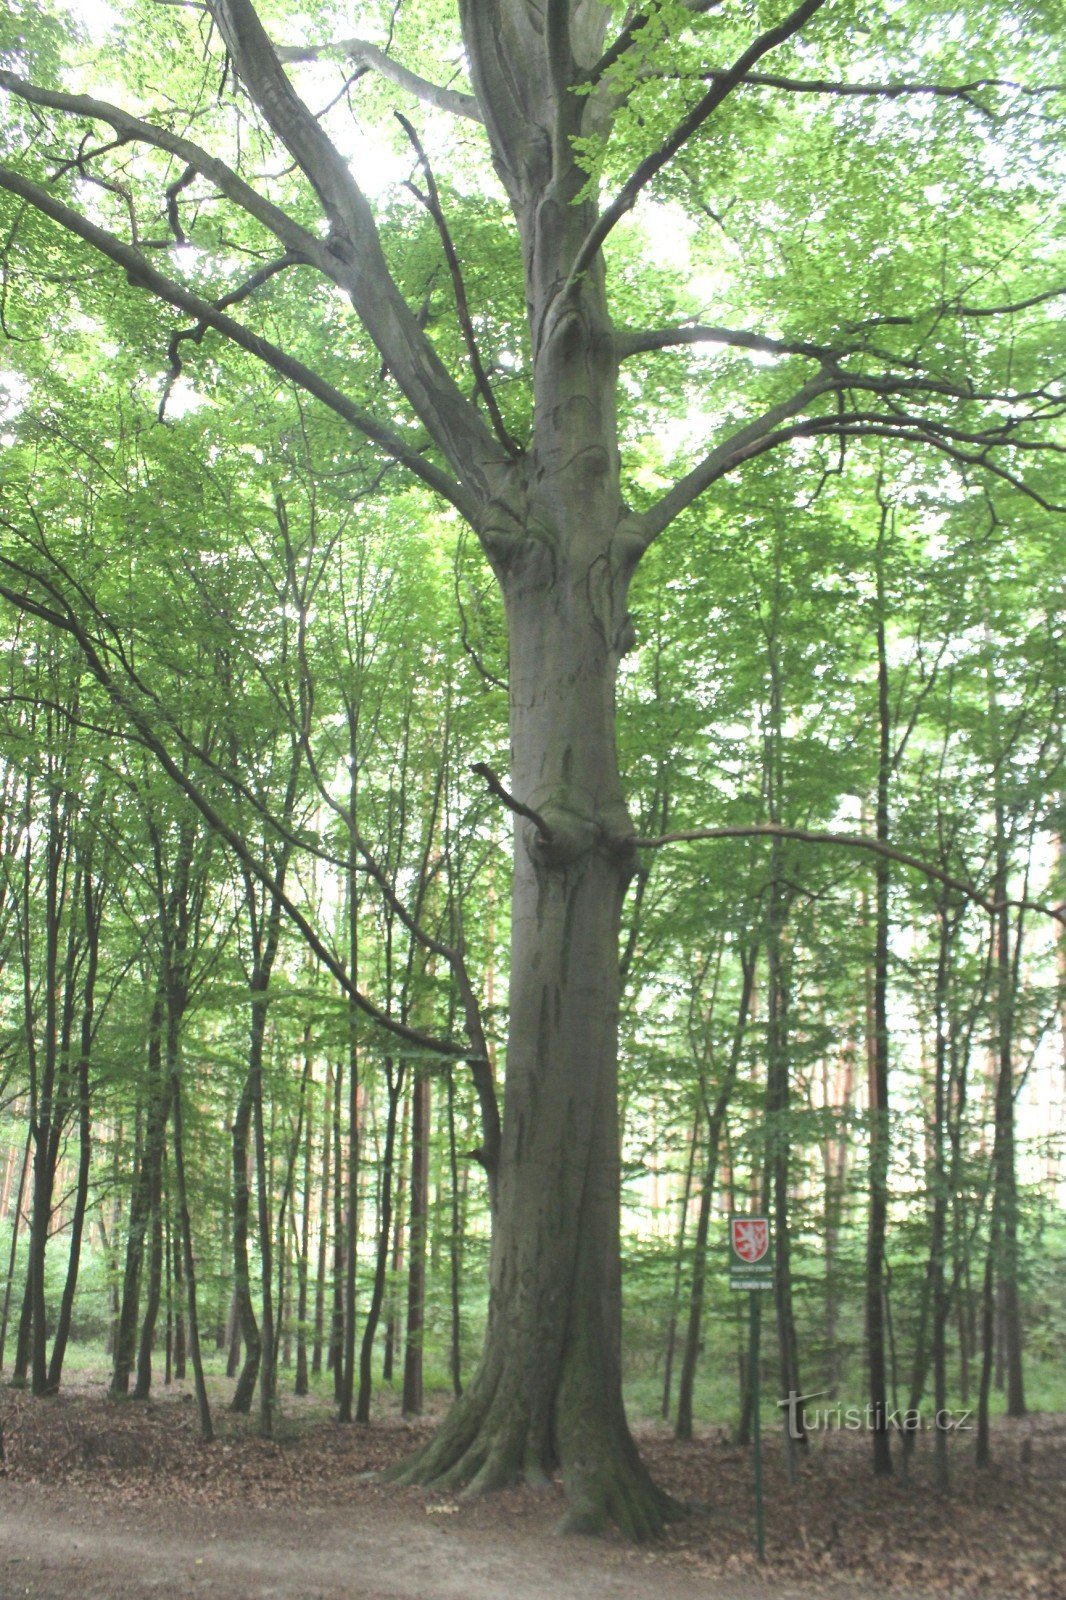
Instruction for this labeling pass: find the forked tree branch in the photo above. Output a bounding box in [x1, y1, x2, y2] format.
[207, 0, 500, 488]
[160, 250, 305, 417]
[0, 165, 480, 520]
[632, 371, 837, 544]
[564, 0, 828, 293]
[275, 37, 482, 122]
[632, 359, 1062, 544]
[0, 69, 328, 259]
[633, 822, 1065, 924]
[395, 112, 523, 458]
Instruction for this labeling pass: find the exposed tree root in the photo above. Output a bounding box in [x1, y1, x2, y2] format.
[385, 1361, 685, 1541]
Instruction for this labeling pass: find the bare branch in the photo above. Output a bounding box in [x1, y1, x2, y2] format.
[395, 111, 523, 458]
[588, 0, 721, 86]
[275, 36, 482, 122]
[848, 285, 1065, 329]
[0, 69, 327, 263]
[685, 67, 1065, 111]
[470, 762, 555, 844]
[616, 321, 833, 362]
[633, 822, 1065, 924]
[159, 251, 305, 418]
[0, 164, 480, 520]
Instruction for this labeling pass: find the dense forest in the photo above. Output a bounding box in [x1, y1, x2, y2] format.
[0, 0, 1062, 1560]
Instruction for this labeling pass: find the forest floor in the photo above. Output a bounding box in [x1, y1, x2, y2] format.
[0, 1377, 1062, 1600]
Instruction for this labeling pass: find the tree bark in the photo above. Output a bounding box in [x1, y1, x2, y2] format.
[394, 530, 679, 1534]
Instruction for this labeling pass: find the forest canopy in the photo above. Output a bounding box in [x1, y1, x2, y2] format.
[0, 0, 1062, 1543]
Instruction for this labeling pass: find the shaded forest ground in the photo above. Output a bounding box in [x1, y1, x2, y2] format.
[0, 1376, 1062, 1599]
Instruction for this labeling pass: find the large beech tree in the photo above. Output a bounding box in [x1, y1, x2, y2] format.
[0, 0, 1061, 1536]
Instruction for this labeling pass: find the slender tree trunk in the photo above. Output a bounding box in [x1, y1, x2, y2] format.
[402, 1067, 431, 1416]
[445, 1065, 464, 1398]
[113, 1004, 169, 1397]
[339, 757, 361, 1422]
[173, 1233, 186, 1381]
[676, 950, 755, 1440]
[229, 1071, 262, 1413]
[46, 893, 98, 1394]
[661, 1102, 700, 1423]
[976, 1227, 997, 1467]
[164, 1184, 174, 1386]
[764, 860, 803, 1475]
[312, 1063, 333, 1377]
[382, 1078, 409, 1387]
[356, 1063, 403, 1423]
[166, 1009, 213, 1442]
[249, 989, 276, 1436]
[329, 1058, 344, 1397]
[823, 1021, 854, 1395]
[26, 798, 67, 1397]
[930, 905, 952, 1490]
[0, 1127, 32, 1372]
[294, 1054, 314, 1396]
[865, 551, 894, 1477]
[133, 1189, 164, 1399]
[992, 852, 1025, 1418]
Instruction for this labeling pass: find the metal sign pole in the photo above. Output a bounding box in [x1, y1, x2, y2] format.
[729, 1215, 772, 1564]
[749, 1289, 765, 1561]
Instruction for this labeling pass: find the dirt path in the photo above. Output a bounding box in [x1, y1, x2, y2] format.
[2, 1387, 1062, 1599]
[0, 1484, 901, 1600]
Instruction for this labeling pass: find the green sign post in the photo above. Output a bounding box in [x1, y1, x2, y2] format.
[729, 1217, 773, 1562]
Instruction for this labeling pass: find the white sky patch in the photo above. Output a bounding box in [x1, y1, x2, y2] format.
[164, 375, 205, 419]
[66, 0, 119, 46]
[637, 200, 694, 270]
[346, 123, 411, 202]
[0, 366, 30, 425]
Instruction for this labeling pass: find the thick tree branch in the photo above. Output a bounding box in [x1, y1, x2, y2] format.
[564, 0, 828, 292]
[632, 371, 837, 545]
[616, 321, 834, 362]
[207, 0, 502, 493]
[633, 822, 1065, 924]
[0, 165, 480, 520]
[275, 37, 482, 122]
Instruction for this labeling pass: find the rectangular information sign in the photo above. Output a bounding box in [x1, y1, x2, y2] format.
[729, 1215, 774, 1292]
